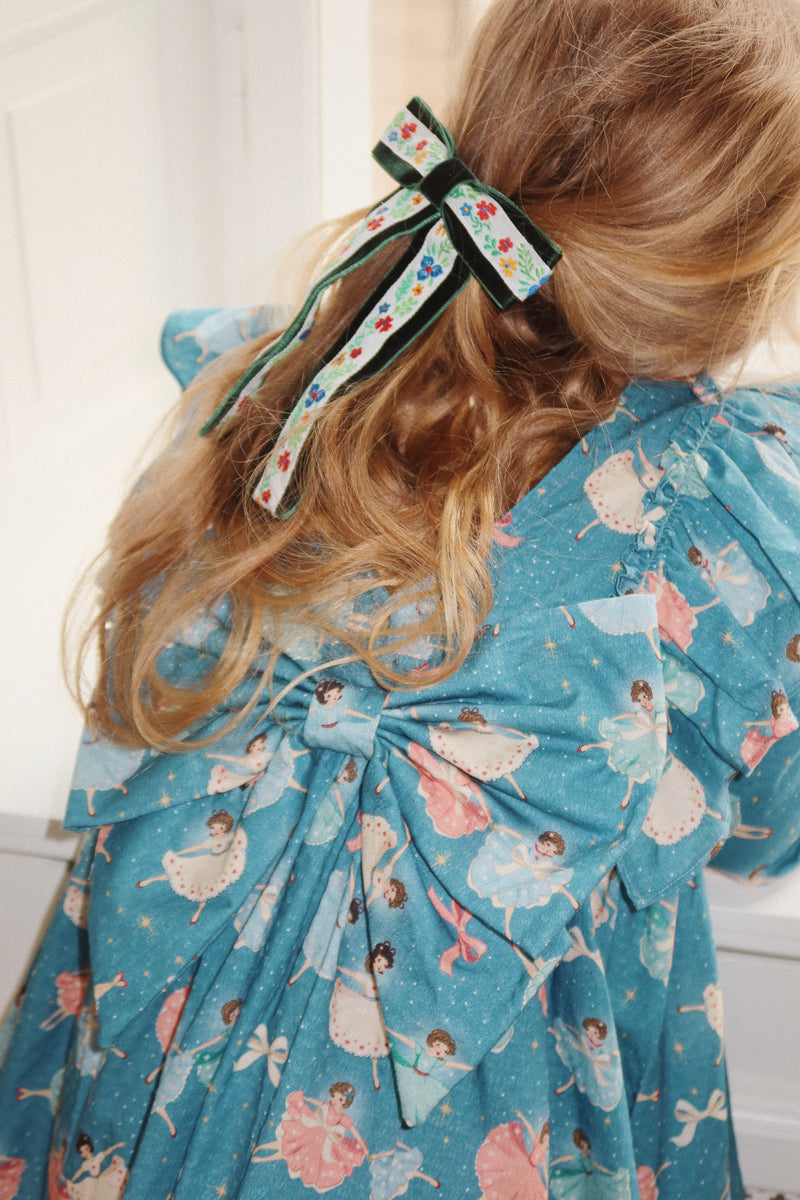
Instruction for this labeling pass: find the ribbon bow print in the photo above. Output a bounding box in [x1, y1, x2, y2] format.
[233, 1023, 289, 1088]
[200, 97, 560, 517]
[670, 1089, 728, 1147]
[427, 885, 488, 977]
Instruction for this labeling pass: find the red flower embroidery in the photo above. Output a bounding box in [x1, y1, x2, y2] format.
[476, 199, 497, 221]
[415, 139, 428, 152]
[401, 122, 417, 140]
[367, 217, 384, 231]
[375, 315, 393, 333]
[350, 346, 362, 358]
[499, 237, 513, 252]
[260, 488, 272, 505]
[277, 451, 291, 472]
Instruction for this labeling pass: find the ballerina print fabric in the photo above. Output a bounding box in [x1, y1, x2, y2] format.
[1, 309, 799, 1200]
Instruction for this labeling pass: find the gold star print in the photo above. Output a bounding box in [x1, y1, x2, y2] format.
[543, 637, 559, 657]
[720, 631, 740, 649]
[437, 1100, 453, 1123]
[605, 1115, 612, 1125]
[531, 1040, 539, 1053]
[578, 713, 588, 726]
[158, 793, 172, 809]
[622, 988, 636, 1006]
[537, 486, 546, 496]
[610, 561, 623, 576]
[138, 915, 156, 935]
[168, 772, 176, 782]
[561, 678, 571, 691]
[673, 1041, 684, 1058]
[617, 821, 626, 833]
[143, 970, 150, 978]
[117, 907, 124, 915]
[591, 657, 600, 669]
[433, 852, 451, 868]
[777, 591, 787, 601]
[174, 955, 184, 965]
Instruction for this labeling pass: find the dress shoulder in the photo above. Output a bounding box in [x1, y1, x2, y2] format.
[613, 379, 800, 896]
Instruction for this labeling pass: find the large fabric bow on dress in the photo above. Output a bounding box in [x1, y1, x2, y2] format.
[65, 594, 664, 1128]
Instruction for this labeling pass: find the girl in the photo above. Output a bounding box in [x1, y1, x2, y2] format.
[3, 1, 800, 1196]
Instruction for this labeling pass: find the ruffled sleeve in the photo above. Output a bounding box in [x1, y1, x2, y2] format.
[614, 380, 800, 901]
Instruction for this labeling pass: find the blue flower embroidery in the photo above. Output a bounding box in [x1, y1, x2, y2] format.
[460, 203, 472, 216]
[305, 382, 326, 407]
[417, 255, 443, 281]
[379, 302, 391, 314]
[388, 130, 399, 142]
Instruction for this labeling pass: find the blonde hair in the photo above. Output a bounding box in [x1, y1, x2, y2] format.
[73, 0, 800, 749]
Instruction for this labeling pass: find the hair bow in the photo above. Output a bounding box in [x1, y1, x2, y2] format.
[200, 97, 561, 517]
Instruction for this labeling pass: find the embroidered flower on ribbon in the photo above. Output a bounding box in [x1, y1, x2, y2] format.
[476, 199, 498, 221]
[387, 130, 399, 142]
[332, 352, 346, 367]
[260, 488, 271, 506]
[499, 238, 514, 252]
[412, 284, 423, 296]
[460, 203, 472, 217]
[367, 217, 385, 231]
[417, 255, 443, 281]
[305, 382, 326, 407]
[499, 256, 517, 277]
[277, 451, 291, 472]
[415, 140, 428, 152]
[401, 121, 417, 139]
[379, 302, 390, 313]
[375, 315, 393, 333]
[349, 346, 362, 359]
[412, 193, 424, 205]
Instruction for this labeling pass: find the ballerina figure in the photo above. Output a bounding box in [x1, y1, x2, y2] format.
[370, 1142, 440, 1199]
[67, 1134, 127, 1200]
[40, 970, 90, 1031]
[152, 998, 243, 1137]
[206, 732, 272, 793]
[578, 679, 666, 809]
[469, 826, 579, 939]
[549, 1129, 629, 1199]
[137, 809, 247, 925]
[475, 1113, 548, 1200]
[548, 1018, 623, 1112]
[426, 706, 539, 800]
[636, 1162, 671, 1200]
[329, 942, 396, 1090]
[395, 743, 491, 838]
[640, 561, 720, 653]
[687, 540, 770, 626]
[252, 1081, 367, 1190]
[575, 439, 666, 546]
[386, 1028, 472, 1126]
[677, 982, 724, 1067]
[289, 865, 355, 985]
[740, 689, 798, 769]
[0, 1155, 26, 1200]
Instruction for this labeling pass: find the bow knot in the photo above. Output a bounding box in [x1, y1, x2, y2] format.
[670, 1088, 728, 1147]
[200, 96, 560, 516]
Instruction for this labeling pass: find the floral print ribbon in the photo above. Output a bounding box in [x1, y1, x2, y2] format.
[199, 97, 560, 517]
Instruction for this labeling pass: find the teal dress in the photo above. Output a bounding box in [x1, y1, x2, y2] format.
[1, 307, 800, 1199]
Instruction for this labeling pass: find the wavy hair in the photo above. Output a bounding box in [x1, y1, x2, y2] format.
[72, 0, 800, 748]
